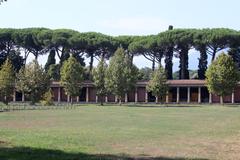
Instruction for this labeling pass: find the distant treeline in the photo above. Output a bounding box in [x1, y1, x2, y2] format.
[0, 27, 240, 80]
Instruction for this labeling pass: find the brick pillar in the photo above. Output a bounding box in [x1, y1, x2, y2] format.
[86, 87, 89, 103]
[145, 88, 148, 103]
[135, 88, 138, 103]
[115, 96, 118, 103]
[58, 87, 61, 103]
[187, 87, 190, 103]
[166, 91, 169, 104]
[77, 96, 79, 103]
[232, 92, 235, 104]
[22, 92, 25, 102]
[155, 96, 158, 103]
[105, 96, 108, 103]
[125, 93, 128, 103]
[67, 95, 70, 103]
[209, 93, 212, 104]
[198, 87, 201, 104]
[13, 90, 16, 102]
[176, 87, 180, 103]
[96, 95, 98, 103]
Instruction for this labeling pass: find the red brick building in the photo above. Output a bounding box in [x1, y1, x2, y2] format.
[13, 80, 240, 104]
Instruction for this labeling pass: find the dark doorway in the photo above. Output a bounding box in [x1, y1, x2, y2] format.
[16, 92, 22, 101]
[169, 87, 177, 103]
[79, 87, 86, 102]
[179, 87, 187, 102]
[148, 92, 156, 102]
[201, 87, 209, 103]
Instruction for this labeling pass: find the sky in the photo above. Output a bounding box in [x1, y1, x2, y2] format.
[0, 0, 239, 71]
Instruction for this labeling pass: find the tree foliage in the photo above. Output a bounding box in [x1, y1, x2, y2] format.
[16, 60, 50, 105]
[44, 49, 56, 72]
[106, 47, 137, 105]
[147, 66, 168, 103]
[124, 54, 139, 92]
[0, 50, 24, 72]
[0, 59, 15, 105]
[158, 28, 174, 80]
[206, 53, 240, 104]
[48, 64, 60, 80]
[137, 67, 153, 81]
[40, 89, 54, 106]
[0, 27, 239, 81]
[60, 56, 84, 104]
[92, 57, 107, 105]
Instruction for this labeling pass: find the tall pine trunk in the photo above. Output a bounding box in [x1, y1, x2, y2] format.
[211, 48, 217, 62]
[165, 48, 173, 79]
[198, 48, 208, 79]
[89, 55, 94, 75]
[179, 46, 189, 79]
[152, 56, 156, 71]
[130, 54, 134, 67]
[35, 54, 38, 60]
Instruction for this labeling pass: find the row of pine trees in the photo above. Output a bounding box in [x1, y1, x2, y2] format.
[0, 27, 240, 82]
[0, 45, 239, 105]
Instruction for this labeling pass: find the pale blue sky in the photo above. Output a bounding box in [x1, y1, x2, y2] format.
[0, 0, 239, 70]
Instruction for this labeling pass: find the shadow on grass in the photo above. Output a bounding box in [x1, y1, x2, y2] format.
[0, 146, 208, 160]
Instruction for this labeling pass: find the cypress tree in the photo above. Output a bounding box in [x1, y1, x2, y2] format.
[106, 47, 137, 105]
[60, 55, 84, 104]
[16, 60, 50, 105]
[147, 66, 168, 103]
[92, 57, 107, 106]
[0, 59, 15, 105]
[165, 48, 173, 79]
[165, 25, 174, 80]
[44, 49, 56, 72]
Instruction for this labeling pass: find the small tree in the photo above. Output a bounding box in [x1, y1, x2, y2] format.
[206, 53, 240, 104]
[147, 66, 168, 104]
[16, 60, 50, 105]
[0, 59, 15, 105]
[106, 47, 137, 105]
[60, 55, 84, 104]
[92, 57, 107, 106]
[41, 89, 54, 106]
[124, 54, 138, 94]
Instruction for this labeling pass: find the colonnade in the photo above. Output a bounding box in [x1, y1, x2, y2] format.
[12, 86, 236, 104]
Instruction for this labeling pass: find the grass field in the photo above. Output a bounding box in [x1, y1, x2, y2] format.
[0, 104, 240, 160]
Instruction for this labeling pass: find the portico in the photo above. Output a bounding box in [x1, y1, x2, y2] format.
[11, 80, 240, 104]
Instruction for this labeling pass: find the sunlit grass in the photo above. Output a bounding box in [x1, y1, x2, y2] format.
[0, 104, 240, 160]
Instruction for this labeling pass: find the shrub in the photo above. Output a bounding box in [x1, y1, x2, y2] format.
[41, 89, 54, 106]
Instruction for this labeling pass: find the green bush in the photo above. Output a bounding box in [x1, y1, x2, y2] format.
[41, 89, 54, 106]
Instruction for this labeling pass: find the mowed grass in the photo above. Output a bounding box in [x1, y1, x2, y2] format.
[0, 104, 240, 160]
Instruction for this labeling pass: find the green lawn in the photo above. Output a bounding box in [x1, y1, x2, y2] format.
[0, 104, 240, 160]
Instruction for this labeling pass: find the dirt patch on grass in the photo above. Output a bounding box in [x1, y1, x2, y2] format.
[0, 140, 7, 144]
[107, 136, 240, 160]
[194, 137, 240, 160]
[0, 119, 58, 129]
[0, 140, 11, 147]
